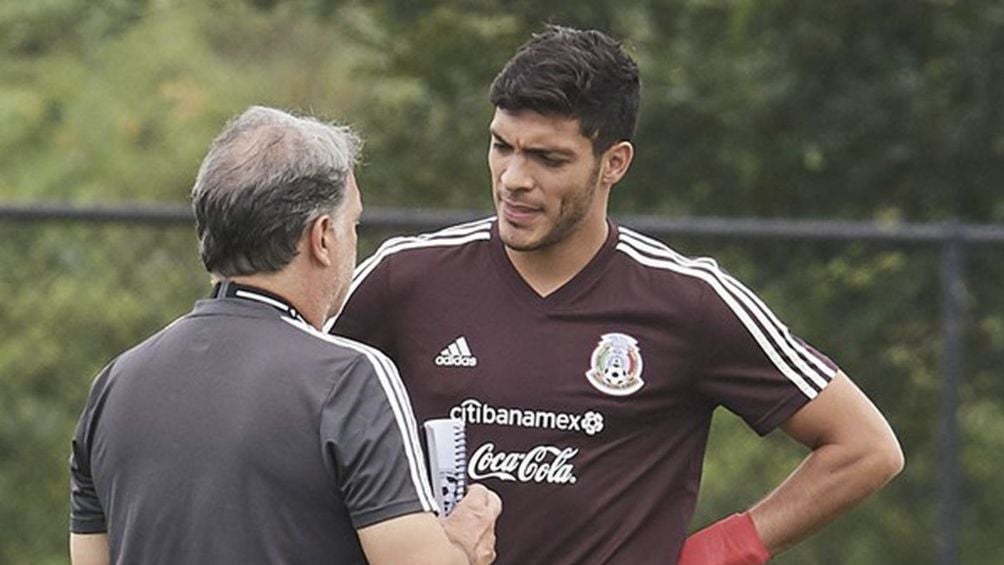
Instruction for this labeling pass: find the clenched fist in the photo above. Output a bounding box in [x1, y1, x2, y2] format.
[441, 484, 503, 564]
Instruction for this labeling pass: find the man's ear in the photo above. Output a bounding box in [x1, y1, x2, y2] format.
[307, 214, 334, 267]
[600, 141, 635, 186]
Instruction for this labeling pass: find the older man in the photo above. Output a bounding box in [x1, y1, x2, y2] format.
[68, 106, 500, 565]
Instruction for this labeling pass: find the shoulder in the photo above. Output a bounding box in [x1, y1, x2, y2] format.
[111, 313, 192, 371]
[614, 225, 772, 317]
[280, 318, 401, 378]
[612, 225, 728, 298]
[357, 217, 494, 272]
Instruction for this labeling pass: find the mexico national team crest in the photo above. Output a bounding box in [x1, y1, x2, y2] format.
[586, 333, 645, 396]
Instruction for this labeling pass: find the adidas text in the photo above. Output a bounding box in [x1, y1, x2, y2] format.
[436, 336, 478, 367]
[435, 354, 478, 367]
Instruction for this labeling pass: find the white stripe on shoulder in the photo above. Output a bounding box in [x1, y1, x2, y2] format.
[619, 228, 835, 386]
[364, 231, 489, 280]
[615, 234, 824, 399]
[417, 216, 496, 239]
[322, 220, 494, 333]
[354, 221, 493, 284]
[281, 318, 439, 513]
[619, 228, 836, 385]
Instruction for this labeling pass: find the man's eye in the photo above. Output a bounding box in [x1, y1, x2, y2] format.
[492, 142, 511, 152]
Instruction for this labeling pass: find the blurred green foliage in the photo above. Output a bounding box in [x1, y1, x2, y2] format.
[1, 0, 1002, 563]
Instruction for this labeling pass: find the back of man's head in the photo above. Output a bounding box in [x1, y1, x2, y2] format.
[191, 106, 362, 278]
[489, 25, 641, 154]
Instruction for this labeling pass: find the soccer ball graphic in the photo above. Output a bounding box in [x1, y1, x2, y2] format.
[602, 351, 631, 386]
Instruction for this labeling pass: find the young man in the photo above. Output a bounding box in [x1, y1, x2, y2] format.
[330, 27, 903, 564]
[68, 106, 501, 565]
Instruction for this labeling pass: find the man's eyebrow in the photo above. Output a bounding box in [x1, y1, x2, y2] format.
[490, 128, 576, 159]
[527, 147, 575, 159]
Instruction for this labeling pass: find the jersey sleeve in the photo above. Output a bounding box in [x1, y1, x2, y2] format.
[69, 363, 114, 534]
[320, 350, 438, 529]
[327, 245, 395, 354]
[693, 269, 839, 435]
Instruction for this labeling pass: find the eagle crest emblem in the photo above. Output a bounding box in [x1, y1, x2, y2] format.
[586, 333, 644, 396]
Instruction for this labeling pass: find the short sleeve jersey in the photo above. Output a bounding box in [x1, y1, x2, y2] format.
[332, 219, 838, 564]
[70, 286, 437, 564]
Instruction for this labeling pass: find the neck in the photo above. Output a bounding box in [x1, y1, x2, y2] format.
[505, 217, 609, 297]
[224, 268, 327, 329]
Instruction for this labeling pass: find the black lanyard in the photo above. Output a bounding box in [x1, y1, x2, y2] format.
[211, 281, 307, 325]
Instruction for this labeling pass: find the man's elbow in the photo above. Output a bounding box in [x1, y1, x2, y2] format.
[882, 437, 905, 482]
[865, 431, 905, 490]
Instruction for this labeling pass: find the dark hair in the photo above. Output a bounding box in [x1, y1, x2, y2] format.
[489, 25, 640, 153]
[191, 106, 362, 277]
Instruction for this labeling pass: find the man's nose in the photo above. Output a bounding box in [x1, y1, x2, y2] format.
[499, 156, 533, 191]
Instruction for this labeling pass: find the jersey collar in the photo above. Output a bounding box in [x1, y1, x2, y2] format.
[210, 280, 308, 325]
[489, 219, 620, 308]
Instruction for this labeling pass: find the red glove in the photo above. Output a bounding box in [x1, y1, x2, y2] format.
[677, 512, 771, 565]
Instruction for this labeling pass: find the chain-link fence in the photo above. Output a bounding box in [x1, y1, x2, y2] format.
[2, 203, 1002, 565]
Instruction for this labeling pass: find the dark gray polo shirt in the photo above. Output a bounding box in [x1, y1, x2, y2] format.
[70, 286, 437, 564]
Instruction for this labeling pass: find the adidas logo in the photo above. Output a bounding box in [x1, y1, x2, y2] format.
[435, 336, 478, 367]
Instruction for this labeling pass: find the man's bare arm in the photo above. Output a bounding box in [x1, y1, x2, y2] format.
[358, 484, 501, 565]
[749, 370, 905, 554]
[359, 513, 471, 564]
[69, 533, 109, 565]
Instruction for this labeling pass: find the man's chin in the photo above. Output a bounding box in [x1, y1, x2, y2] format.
[499, 228, 546, 253]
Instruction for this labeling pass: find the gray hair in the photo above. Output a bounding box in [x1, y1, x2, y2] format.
[191, 106, 362, 277]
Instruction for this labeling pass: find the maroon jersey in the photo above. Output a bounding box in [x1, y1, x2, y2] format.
[330, 218, 837, 564]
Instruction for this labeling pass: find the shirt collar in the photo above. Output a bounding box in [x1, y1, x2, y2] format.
[210, 280, 307, 325]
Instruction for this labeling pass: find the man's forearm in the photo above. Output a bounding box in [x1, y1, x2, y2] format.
[748, 372, 904, 555]
[680, 372, 904, 564]
[749, 436, 903, 554]
[70, 533, 109, 565]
